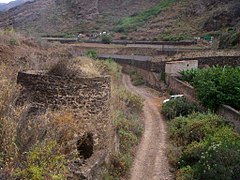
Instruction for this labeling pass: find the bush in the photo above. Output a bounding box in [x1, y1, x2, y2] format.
[108, 110, 143, 178]
[101, 34, 112, 44]
[86, 50, 97, 59]
[192, 66, 240, 110]
[178, 127, 240, 180]
[162, 98, 198, 120]
[169, 112, 240, 180]
[179, 69, 199, 84]
[109, 152, 133, 178]
[219, 30, 240, 49]
[16, 141, 68, 179]
[169, 113, 226, 147]
[9, 38, 19, 46]
[176, 165, 194, 180]
[129, 71, 145, 86]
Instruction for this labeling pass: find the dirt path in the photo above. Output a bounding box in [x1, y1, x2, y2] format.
[123, 75, 173, 180]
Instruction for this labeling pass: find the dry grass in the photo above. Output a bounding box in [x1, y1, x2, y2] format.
[48, 57, 100, 77]
[0, 64, 24, 168]
[0, 29, 24, 46]
[37, 110, 83, 155]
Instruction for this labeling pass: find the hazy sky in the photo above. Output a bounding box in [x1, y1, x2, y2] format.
[0, 0, 13, 3]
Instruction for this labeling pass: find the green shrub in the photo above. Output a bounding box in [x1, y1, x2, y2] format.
[162, 98, 198, 120]
[108, 110, 143, 178]
[219, 30, 240, 49]
[179, 69, 199, 84]
[115, 0, 176, 32]
[129, 71, 145, 86]
[86, 50, 98, 59]
[16, 141, 68, 179]
[169, 113, 226, 147]
[109, 152, 132, 178]
[176, 165, 194, 180]
[192, 66, 240, 110]
[170, 112, 240, 180]
[101, 34, 112, 44]
[178, 127, 240, 180]
[9, 38, 19, 46]
[195, 127, 240, 180]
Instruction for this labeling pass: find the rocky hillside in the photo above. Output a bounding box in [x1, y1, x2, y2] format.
[0, 0, 32, 11]
[0, 0, 159, 36]
[124, 0, 240, 40]
[0, 0, 239, 43]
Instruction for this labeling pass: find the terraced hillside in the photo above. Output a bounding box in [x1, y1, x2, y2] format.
[0, 0, 239, 47]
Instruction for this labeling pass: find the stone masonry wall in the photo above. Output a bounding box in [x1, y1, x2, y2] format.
[179, 56, 240, 68]
[99, 55, 240, 74]
[17, 70, 113, 179]
[17, 70, 111, 119]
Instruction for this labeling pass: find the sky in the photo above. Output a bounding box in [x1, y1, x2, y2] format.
[0, 0, 13, 3]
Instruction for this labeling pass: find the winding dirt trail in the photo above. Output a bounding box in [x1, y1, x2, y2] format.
[123, 75, 173, 180]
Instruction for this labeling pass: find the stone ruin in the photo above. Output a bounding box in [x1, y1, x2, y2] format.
[17, 70, 112, 179]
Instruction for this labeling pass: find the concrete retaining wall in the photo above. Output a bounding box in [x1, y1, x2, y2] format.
[217, 105, 240, 133]
[168, 76, 197, 103]
[168, 76, 240, 132]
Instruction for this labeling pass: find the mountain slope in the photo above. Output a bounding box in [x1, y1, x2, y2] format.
[0, 0, 32, 11]
[0, 0, 239, 42]
[126, 0, 240, 40]
[0, 0, 159, 36]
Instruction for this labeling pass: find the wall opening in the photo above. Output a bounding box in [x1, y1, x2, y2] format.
[77, 132, 94, 159]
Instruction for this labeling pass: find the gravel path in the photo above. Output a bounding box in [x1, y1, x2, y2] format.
[123, 74, 174, 180]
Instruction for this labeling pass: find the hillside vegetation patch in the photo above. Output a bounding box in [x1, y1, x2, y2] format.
[115, 0, 176, 33]
[167, 112, 240, 180]
[180, 66, 240, 110]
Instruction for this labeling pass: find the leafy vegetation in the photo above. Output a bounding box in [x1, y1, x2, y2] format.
[129, 71, 145, 86]
[180, 66, 240, 110]
[162, 97, 198, 120]
[168, 112, 240, 180]
[169, 113, 227, 147]
[115, 0, 176, 33]
[179, 68, 199, 84]
[16, 141, 68, 179]
[87, 50, 98, 59]
[219, 28, 240, 49]
[108, 111, 143, 178]
[101, 34, 112, 44]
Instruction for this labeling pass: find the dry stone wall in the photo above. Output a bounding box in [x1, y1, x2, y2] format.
[179, 56, 240, 68]
[17, 70, 111, 119]
[17, 70, 112, 158]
